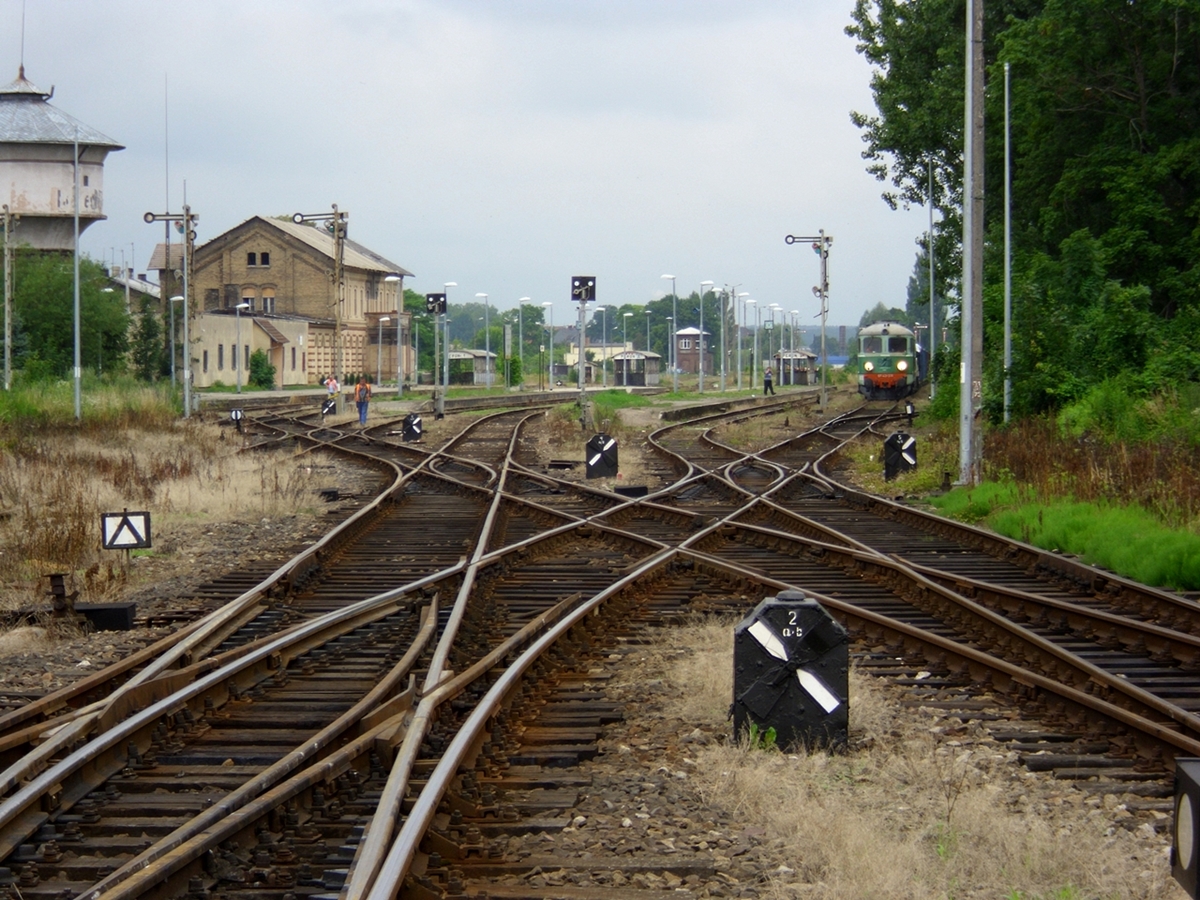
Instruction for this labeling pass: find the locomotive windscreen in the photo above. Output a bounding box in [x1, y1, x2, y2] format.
[888, 336, 909, 352]
[862, 336, 883, 353]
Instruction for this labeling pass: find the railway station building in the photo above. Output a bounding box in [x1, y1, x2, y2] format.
[156, 216, 413, 389]
[774, 349, 818, 385]
[612, 350, 661, 386]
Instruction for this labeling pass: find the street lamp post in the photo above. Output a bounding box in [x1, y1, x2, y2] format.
[645, 310, 651, 354]
[235, 301, 250, 393]
[698, 280, 713, 393]
[475, 292, 490, 387]
[736, 293, 749, 390]
[661, 274, 677, 392]
[384, 273, 403, 387]
[665, 316, 673, 382]
[600, 306, 607, 387]
[746, 299, 758, 388]
[377, 315, 391, 386]
[622, 312, 632, 386]
[542, 301, 554, 389]
[518, 298, 529, 388]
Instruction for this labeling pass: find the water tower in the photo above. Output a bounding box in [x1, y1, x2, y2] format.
[0, 66, 123, 250]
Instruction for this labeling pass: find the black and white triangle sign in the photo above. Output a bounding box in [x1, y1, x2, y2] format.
[101, 511, 152, 550]
[900, 436, 916, 466]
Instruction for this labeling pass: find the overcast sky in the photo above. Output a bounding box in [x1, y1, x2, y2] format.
[3, 0, 929, 327]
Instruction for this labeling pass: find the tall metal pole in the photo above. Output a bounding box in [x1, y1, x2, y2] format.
[519, 298, 528, 387]
[235, 303, 244, 393]
[736, 293, 748, 391]
[543, 302, 554, 389]
[332, 206, 346, 413]
[818, 231, 829, 408]
[960, 0, 985, 484]
[601, 306, 607, 387]
[476, 293, 490, 387]
[746, 299, 757, 387]
[2, 204, 14, 391]
[645, 310, 651, 353]
[443, 282, 454, 410]
[181, 203, 194, 417]
[698, 280, 713, 393]
[1003, 60, 1012, 424]
[719, 288, 726, 391]
[662, 274, 677, 393]
[73, 133, 81, 420]
[928, 157, 937, 399]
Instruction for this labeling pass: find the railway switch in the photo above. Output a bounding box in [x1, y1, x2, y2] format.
[1173, 758, 1200, 896]
[586, 433, 618, 479]
[884, 432, 917, 481]
[403, 413, 423, 442]
[733, 591, 848, 751]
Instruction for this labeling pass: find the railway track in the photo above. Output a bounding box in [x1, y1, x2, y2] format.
[0, 392, 1195, 898]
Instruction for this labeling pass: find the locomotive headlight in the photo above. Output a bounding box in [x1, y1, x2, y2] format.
[897, 360, 909, 372]
[863, 361, 875, 372]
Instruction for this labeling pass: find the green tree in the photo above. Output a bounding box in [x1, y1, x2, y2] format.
[11, 250, 129, 378]
[249, 348, 275, 389]
[859, 302, 911, 329]
[848, 0, 1200, 417]
[131, 297, 164, 381]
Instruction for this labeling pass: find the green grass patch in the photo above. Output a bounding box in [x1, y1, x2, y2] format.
[929, 485, 1200, 591]
[0, 376, 179, 437]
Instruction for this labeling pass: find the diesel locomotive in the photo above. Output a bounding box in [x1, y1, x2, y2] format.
[857, 321, 925, 400]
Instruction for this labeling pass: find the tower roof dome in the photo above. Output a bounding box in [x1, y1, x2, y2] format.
[0, 65, 123, 147]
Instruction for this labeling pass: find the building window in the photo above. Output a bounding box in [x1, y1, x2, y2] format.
[218, 344, 224, 370]
[83, 175, 89, 186]
[242, 289, 255, 312]
[680, 339, 692, 350]
[203, 350, 208, 373]
[244, 345, 250, 370]
[247, 252, 257, 266]
[260, 251, 270, 267]
[291, 346, 296, 370]
[262, 288, 276, 314]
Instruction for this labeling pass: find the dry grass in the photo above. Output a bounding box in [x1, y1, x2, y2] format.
[987, 418, 1200, 532]
[652, 619, 1179, 900]
[0, 421, 334, 610]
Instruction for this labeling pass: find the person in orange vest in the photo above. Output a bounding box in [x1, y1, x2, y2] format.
[354, 376, 372, 426]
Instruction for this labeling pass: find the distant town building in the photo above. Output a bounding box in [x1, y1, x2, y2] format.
[0, 66, 123, 250]
[180, 215, 413, 388]
[674, 326, 711, 375]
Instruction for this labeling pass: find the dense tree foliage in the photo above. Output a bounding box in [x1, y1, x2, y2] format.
[847, 0, 1200, 418]
[6, 251, 129, 379]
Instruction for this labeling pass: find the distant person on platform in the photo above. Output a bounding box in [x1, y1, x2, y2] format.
[325, 374, 340, 396]
[763, 366, 775, 396]
[354, 376, 372, 426]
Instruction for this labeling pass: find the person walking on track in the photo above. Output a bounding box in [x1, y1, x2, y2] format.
[354, 376, 372, 426]
[763, 365, 775, 396]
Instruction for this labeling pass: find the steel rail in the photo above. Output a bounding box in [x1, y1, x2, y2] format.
[678, 510, 1200, 742]
[358, 547, 680, 900]
[677, 547, 1200, 761]
[0, 564, 450, 860]
[76, 599, 440, 900]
